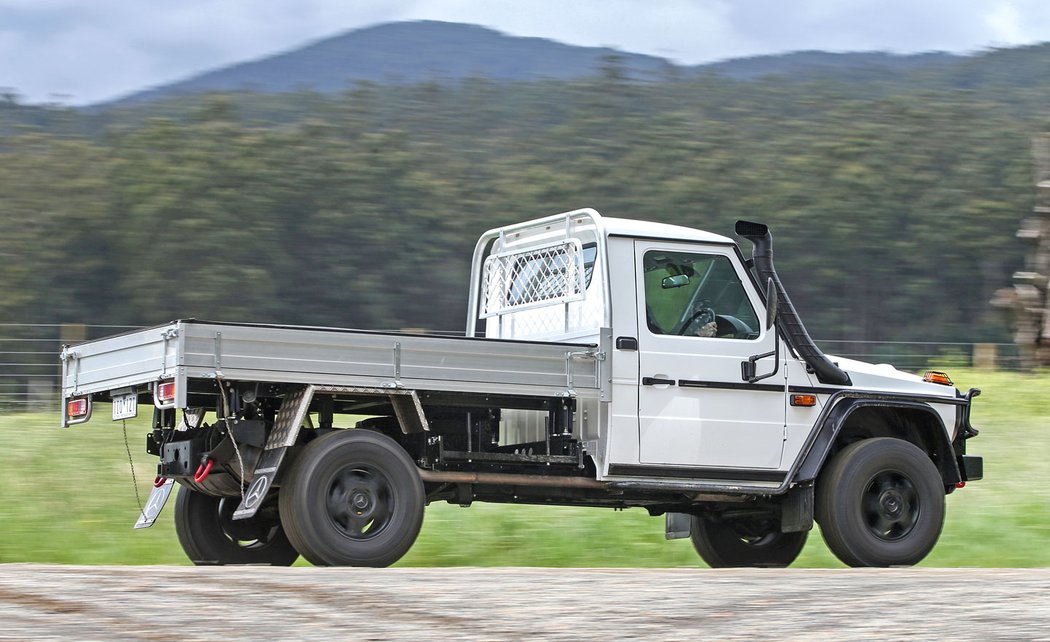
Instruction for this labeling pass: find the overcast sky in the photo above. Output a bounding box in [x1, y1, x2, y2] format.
[2, 0, 1050, 105]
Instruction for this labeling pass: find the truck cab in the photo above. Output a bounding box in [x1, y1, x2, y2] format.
[469, 209, 972, 489]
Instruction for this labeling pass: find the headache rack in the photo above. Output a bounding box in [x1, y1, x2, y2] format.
[467, 208, 610, 340]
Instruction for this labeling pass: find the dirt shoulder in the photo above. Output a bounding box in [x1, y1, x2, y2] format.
[0, 566, 1047, 641]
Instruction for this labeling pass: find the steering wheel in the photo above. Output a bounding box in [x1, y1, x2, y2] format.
[714, 314, 757, 340]
[676, 307, 716, 335]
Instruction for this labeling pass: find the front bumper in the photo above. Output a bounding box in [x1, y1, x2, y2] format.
[953, 387, 983, 482]
[958, 454, 984, 481]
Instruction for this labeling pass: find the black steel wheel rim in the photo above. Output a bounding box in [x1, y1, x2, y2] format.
[325, 464, 395, 541]
[740, 533, 779, 548]
[729, 519, 779, 548]
[862, 470, 920, 541]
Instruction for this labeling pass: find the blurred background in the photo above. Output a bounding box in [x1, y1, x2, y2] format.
[0, 1, 1048, 566]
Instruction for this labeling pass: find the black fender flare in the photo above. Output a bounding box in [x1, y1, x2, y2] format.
[792, 396, 962, 488]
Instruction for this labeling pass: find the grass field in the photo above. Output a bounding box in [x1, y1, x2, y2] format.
[1, 369, 1046, 567]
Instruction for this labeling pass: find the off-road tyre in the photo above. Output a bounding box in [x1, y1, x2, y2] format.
[816, 437, 945, 567]
[279, 429, 425, 567]
[174, 486, 299, 566]
[690, 515, 807, 568]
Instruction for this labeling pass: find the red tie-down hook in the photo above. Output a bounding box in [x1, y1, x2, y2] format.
[194, 458, 215, 483]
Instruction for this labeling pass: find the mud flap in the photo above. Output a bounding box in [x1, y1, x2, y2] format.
[133, 478, 175, 529]
[665, 512, 692, 540]
[232, 386, 314, 520]
[781, 484, 814, 533]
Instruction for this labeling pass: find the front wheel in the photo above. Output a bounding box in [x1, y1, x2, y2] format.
[173, 486, 299, 566]
[279, 429, 425, 567]
[816, 438, 945, 567]
[690, 515, 807, 568]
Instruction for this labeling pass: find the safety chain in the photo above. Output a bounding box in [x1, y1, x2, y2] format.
[122, 418, 145, 519]
[215, 375, 247, 508]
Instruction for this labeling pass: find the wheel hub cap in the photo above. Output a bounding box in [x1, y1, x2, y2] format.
[351, 491, 372, 514]
[326, 465, 394, 540]
[880, 490, 903, 517]
[864, 471, 919, 541]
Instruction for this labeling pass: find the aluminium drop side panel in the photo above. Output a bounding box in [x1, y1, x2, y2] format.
[60, 323, 181, 399]
[61, 319, 606, 424]
[176, 321, 603, 399]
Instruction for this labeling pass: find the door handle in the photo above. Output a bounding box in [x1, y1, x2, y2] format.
[616, 336, 638, 350]
[642, 377, 676, 386]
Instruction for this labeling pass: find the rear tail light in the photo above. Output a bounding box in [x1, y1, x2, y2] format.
[155, 381, 176, 408]
[156, 381, 175, 401]
[65, 397, 91, 424]
[67, 397, 89, 418]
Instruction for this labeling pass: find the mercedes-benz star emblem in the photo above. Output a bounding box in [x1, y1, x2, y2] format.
[143, 490, 165, 519]
[244, 475, 268, 509]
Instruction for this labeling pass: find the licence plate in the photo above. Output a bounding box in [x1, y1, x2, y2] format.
[112, 393, 138, 420]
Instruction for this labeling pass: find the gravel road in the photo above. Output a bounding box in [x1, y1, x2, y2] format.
[0, 565, 1047, 641]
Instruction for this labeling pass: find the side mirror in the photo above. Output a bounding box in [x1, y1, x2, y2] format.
[765, 278, 778, 330]
[661, 274, 690, 289]
[743, 279, 781, 383]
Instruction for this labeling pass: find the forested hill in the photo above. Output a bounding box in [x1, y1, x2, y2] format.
[101, 21, 674, 107]
[95, 20, 977, 108]
[702, 50, 960, 81]
[2, 31, 1050, 350]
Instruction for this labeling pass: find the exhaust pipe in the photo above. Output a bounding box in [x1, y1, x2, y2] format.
[736, 221, 852, 386]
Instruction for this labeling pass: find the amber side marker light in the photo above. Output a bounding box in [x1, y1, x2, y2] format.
[923, 371, 953, 386]
[790, 394, 818, 407]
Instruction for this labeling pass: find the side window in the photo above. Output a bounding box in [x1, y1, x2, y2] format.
[643, 250, 760, 339]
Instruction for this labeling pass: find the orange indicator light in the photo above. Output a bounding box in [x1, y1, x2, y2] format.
[790, 394, 818, 407]
[923, 371, 953, 386]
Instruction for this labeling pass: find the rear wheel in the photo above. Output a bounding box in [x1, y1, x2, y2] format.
[279, 429, 425, 567]
[690, 515, 807, 568]
[174, 486, 299, 566]
[816, 437, 945, 567]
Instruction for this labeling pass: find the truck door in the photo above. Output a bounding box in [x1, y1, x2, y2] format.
[635, 241, 786, 470]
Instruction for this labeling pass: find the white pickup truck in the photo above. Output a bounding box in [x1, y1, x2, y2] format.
[61, 209, 982, 568]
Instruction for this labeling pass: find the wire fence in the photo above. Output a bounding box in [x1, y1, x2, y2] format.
[0, 323, 141, 412]
[0, 323, 1021, 413]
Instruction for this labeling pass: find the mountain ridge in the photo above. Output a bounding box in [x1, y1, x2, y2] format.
[99, 20, 980, 107]
[104, 21, 672, 106]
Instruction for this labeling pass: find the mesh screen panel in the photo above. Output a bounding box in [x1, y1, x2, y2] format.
[481, 240, 586, 318]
